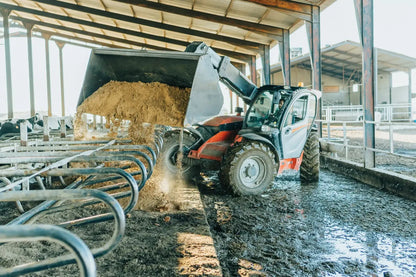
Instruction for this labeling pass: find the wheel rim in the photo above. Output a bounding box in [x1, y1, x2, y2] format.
[164, 144, 191, 173]
[239, 156, 266, 188]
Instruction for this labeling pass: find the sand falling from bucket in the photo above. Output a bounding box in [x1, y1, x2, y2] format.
[74, 81, 193, 211]
[75, 81, 191, 141]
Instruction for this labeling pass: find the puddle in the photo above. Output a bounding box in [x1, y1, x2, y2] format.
[203, 169, 416, 276]
[322, 221, 416, 276]
[290, 170, 416, 276]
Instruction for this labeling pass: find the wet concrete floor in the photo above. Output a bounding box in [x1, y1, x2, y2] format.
[199, 169, 416, 276]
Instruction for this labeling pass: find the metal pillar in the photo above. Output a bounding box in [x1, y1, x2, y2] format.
[355, 0, 375, 168]
[389, 72, 393, 104]
[374, 48, 378, 106]
[43, 115, 49, 141]
[1, 9, 13, 118]
[24, 23, 36, 117]
[43, 34, 52, 117]
[56, 41, 65, 116]
[60, 118, 66, 138]
[250, 55, 257, 85]
[229, 90, 233, 114]
[279, 29, 291, 86]
[262, 45, 271, 85]
[306, 6, 322, 135]
[20, 121, 28, 146]
[409, 68, 413, 121]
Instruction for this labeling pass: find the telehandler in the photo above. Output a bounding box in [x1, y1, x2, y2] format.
[78, 42, 321, 195]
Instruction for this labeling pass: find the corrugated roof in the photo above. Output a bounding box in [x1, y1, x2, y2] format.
[272, 40, 416, 81]
[0, 0, 334, 63]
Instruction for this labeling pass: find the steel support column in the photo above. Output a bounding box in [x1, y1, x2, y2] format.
[389, 72, 393, 104]
[250, 55, 257, 85]
[43, 34, 52, 116]
[56, 41, 65, 116]
[279, 29, 291, 86]
[354, 0, 375, 168]
[229, 90, 233, 114]
[373, 47, 378, 106]
[306, 6, 322, 135]
[24, 23, 35, 117]
[409, 68, 413, 121]
[262, 45, 271, 85]
[1, 9, 13, 118]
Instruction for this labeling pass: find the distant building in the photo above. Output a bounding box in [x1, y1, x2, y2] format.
[270, 41, 416, 121]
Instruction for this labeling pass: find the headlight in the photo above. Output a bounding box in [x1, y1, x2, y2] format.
[261, 125, 271, 132]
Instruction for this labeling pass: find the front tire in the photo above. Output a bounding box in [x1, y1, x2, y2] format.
[220, 142, 275, 195]
[300, 130, 320, 183]
[161, 132, 198, 178]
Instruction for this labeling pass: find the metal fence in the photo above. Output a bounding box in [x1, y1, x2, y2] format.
[322, 104, 414, 123]
[318, 117, 416, 165]
[0, 123, 163, 276]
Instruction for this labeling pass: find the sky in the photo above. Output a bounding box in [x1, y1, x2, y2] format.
[289, 0, 416, 58]
[0, 0, 415, 117]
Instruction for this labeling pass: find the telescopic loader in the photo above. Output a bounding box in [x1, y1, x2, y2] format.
[78, 42, 321, 195]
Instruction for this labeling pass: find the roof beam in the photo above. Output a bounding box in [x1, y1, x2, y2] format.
[11, 15, 252, 62]
[322, 54, 389, 74]
[114, 0, 283, 38]
[0, 2, 257, 55]
[297, 63, 360, 82]
[331, 48, 411, 72]
[7, 29, 125, 49]
[30, 0, 265, 48]
[11, 15, 168, 50]
[243, 0, 312, 21]
[322, 54, 362, 70]
[273, 62, 361, 82]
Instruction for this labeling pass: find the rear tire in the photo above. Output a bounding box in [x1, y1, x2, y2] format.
[300, 130, 320, 183]
[161, 132, 199, 179]
[220, 142, 275, 196]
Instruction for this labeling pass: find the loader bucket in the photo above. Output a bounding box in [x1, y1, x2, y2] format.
[77, 48, 224, 126]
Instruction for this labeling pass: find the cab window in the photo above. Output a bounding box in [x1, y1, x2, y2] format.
[246, 91, 273, 128]
[284, 95, 308, 127]
[307, 95, 317, 128]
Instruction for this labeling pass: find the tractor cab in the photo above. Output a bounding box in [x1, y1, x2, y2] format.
[244, 86, 293, 130]
[241, 86, 321, 160]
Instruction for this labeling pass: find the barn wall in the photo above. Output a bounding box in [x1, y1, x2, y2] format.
[391, 86, 409, 104]
[271, 68, 409, 107]
[377, 72, 391, 104]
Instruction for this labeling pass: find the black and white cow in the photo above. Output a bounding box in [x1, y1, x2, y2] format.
[0, 114, 44, 137]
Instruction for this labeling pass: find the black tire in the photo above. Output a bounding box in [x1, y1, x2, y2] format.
[300, 130, 320, 183]
[220, 142, 275, 196]
[160, 132, 198, 178]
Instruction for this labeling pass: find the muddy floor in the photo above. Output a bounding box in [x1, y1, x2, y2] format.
[198, 169, 416, 277]
[1, 169, 416, 276]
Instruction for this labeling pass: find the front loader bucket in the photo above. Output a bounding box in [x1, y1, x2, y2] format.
[77, 48, 224, 126]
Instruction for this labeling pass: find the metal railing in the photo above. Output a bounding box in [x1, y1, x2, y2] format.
[0, 128, 164, 276]
[0, 224, 96, 277]
[318, 117, 416, 164]
[322, 104, 414, 122]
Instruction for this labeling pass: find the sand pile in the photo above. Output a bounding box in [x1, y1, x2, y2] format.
[75, 81, 191, 211]
[76, 81, 190, 127]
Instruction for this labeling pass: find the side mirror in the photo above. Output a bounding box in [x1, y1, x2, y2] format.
[235, 107, 244, 115]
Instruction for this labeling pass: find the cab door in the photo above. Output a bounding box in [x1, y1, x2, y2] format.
[280, 92, 317, 159]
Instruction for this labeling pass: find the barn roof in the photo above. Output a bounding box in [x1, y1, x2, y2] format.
[271, 40, 416, 81]
[0, 0, 335, 63]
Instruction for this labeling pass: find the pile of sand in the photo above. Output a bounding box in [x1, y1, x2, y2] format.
[75, 81, 191, 211]
[76, 81, 190, 130]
